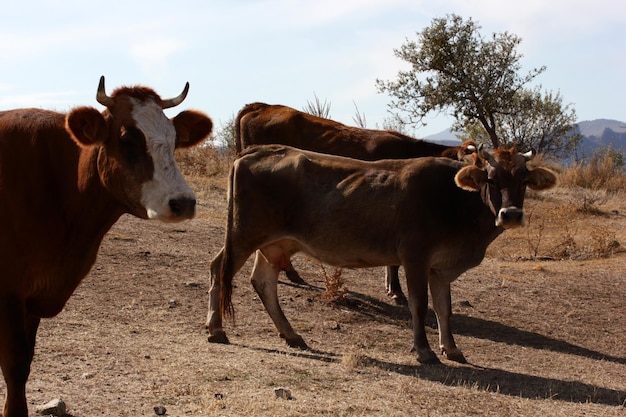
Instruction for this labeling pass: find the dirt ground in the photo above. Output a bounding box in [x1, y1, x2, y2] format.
[2, 175, 625, 416]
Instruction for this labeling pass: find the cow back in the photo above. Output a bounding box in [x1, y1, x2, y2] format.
[236, 103, 455, 160]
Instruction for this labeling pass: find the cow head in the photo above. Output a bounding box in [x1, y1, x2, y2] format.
[65, 76, 213, 222]
[454, 145, 557, 228]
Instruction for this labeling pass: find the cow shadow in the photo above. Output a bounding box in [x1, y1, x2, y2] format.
[238, 281, 626, 407]
[235, 341, 625, 407]
[325, 287, 626, 367]
[282, 280, 625, 366]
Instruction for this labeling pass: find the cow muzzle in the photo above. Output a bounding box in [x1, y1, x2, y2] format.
[495, 207, 525, 228]
[168, 197, 196, 220]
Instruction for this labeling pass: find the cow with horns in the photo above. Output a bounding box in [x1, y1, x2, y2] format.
[0, 77, 213, 417]
[234, 102, 478, 305]
[206, 144, 557, 364]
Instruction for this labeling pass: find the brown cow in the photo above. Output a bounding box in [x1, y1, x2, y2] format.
[235, 102, 477, 305]
[0, 77, 213, 417]
[206, 144, 556, 364]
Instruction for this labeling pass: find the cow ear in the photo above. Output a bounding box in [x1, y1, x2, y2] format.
[172, 110, 213, 148]
[455, 165, 487, 191]
[527, 167, 557, 190]
[65, 106, 107, 147]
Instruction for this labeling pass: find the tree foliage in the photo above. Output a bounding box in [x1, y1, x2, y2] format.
[376, 14, 547, 149]
[498, 87, 580, 157]
[459, 87, 580, 157]
[215, 115, 237, 151]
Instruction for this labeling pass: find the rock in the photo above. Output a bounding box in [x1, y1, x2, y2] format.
[36, 398, 67, 416]
[274, 387, 292, 400]
[324, 320, 340, 330]
[154, 405, 167, 415]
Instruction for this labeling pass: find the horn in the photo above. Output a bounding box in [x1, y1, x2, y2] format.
[160, 82, 190, 109]
[478, 143, 497, 166]
[522, 149, 536, 161]
[96, 76, 115, 107]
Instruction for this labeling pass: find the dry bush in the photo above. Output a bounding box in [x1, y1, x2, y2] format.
[540, 202, 622, 260]
[319, 264, 348, 301]
[559, 148, 626, 193]
[523, 211, 546, 259]
[589, 227, 621, 258]
[175, 145, 234, 178]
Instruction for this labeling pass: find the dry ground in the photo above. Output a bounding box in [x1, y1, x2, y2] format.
[2, 174, 625, 417]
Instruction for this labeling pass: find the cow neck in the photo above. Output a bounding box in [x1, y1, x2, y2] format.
[479, 183, 496, 218]
[20, 144, 126, 318]
[73, 144, 125, 240]
[478, 182, 505, 242]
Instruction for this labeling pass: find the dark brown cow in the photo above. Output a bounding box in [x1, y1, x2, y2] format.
[0, 77, 213, 417]
[206, 144, 556, 364]
[235, 102, 477, 305]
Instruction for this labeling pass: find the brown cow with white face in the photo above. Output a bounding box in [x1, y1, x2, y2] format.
[0, 77, 213, 417]
[206, 144, 556, 364]
[235, 102, 477, 305]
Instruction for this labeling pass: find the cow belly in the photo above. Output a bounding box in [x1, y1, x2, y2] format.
[261, 238, 398, 269]
[429, 243, 490, 282]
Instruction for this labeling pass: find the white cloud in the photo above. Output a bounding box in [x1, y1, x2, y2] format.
[0, 91, 79, 110]
[128, 37, 187, 81]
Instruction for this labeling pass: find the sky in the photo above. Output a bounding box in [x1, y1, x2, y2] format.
[1, 0, 624, 139]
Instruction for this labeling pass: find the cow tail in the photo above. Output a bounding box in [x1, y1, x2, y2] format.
[219, 162, 236, 319]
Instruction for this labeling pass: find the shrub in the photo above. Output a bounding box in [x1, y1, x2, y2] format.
[559, 146, 626, 193]
[175, 145, 234, 178]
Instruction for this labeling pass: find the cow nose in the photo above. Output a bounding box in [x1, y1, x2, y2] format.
[169, 197, 196, 219]
[496, 207, 525, 228]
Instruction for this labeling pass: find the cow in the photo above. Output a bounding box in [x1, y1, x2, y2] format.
[0, 76, 213, 417]
[235, 101, 477, 305]
[206, 144, 557, 364]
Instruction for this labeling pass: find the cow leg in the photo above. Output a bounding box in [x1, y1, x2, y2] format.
[206, 248, 232, 344]
[403, 263, 439, 364]
[429, 276, 466, 363]
[385, 266, 407, 305]
[283, 261, 306, 285]
[252, 250, 308, 349]
[0, 296, 40, 417]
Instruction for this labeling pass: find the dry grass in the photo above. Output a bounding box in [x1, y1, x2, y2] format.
[176, 145, 234, 178]
[559, 148, 626, 193]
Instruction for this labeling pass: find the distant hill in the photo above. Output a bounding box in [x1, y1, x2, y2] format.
[424, 119, 626, 159]
[574, 119, 626, 158]
[577, 119, 626, 137]
[424, 129, 461, 145]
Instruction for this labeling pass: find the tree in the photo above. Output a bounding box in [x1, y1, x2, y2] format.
[376, 14, 546, 149]
[215, 115, 236, 151]
[498, 87, 580, 157]
[459, 87, 580, 158]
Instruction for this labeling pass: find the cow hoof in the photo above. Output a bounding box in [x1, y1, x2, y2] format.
[285, 335, 309, 350]
[413, 348, 441, 365]
[391, 293, 408, 306]
[284, 269, 307, 285]
[207, 331, 230, 344]
[443, 349, 467, 364]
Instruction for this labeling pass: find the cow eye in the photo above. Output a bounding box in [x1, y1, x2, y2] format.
[120, 126, 144, 143]
[119, 126, 145, 162]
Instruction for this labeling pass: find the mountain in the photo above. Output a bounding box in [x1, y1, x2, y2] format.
[423, 128, 461, 145]
[424, 119, 626, 159]
[574, 119, 626, 158]
[577, 119, 626, 137]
